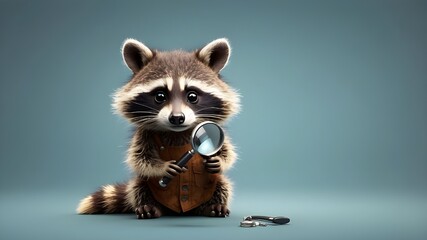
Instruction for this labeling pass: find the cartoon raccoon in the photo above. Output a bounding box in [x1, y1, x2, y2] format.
[76, 38, 240, 218]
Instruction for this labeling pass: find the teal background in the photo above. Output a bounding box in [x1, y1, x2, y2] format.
[1, 0, 426, 239]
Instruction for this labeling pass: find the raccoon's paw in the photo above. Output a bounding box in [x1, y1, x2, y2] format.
[135, 205, 162, 219]
[203, 204, 230, 217]
[164, 160, 187, 178]
[203, 157, 221, 174]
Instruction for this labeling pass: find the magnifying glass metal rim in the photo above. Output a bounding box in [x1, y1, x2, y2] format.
[191, 120, 225, 156]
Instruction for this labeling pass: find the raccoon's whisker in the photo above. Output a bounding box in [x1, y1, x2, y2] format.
[133, 119, 147, 125]
[195, 112, 224, 118]
[129, 111, 158, 115]
[135, 121, 150, 128]
[128, 115, 147, 120]
[133, 117, 152, 123]
[129, 117, 154, 125]
[134, 117, 157, 126]
[196, 112, 225, 117]
[194, 106, 224, 113]
[196, 114, 225, 120]
[197, 115, 224, 119]
[196, 104, 224, 109]
[130, 101, 160, 112]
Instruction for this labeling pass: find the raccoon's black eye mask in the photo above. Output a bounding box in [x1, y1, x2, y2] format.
[124, 92, 161, 119]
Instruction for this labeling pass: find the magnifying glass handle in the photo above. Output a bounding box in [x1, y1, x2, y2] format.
[175, 149, 195, 167]
[159, 149, 195, 188]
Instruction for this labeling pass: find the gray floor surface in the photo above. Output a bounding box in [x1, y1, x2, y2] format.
[1, 189, 426, 240]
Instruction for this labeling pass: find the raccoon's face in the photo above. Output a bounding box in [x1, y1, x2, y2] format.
[113, 38, 240, 132]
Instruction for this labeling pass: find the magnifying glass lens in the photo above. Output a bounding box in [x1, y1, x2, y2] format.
[193, 123, 224, 156]
[197, 138, 215, 155]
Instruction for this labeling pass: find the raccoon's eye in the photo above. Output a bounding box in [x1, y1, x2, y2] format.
[187, 91, 198, 104]
[155, 91, 167, 103]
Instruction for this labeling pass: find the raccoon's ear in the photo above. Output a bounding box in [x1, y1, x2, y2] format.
[197, 38, 231, 73]
[121, 39, 154, 74]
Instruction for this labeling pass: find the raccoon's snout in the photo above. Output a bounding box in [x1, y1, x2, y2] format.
[169, 113, 185, 125]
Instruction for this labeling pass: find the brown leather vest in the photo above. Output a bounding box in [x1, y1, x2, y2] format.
[146, 136, 218, 213]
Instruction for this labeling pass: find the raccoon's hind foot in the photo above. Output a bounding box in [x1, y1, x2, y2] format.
[135, 205, 162, 219]
[203, 204, 230, 217]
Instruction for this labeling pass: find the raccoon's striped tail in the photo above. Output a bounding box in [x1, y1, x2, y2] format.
[76, 183, 132, 214]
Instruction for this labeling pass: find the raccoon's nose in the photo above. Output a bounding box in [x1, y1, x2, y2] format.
[169, 113, 185, 125]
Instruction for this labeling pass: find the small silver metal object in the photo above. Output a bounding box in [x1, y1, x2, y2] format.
[240, 220, 267, 227]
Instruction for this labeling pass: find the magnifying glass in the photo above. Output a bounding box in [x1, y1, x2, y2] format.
[159, 121, 225, 188]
